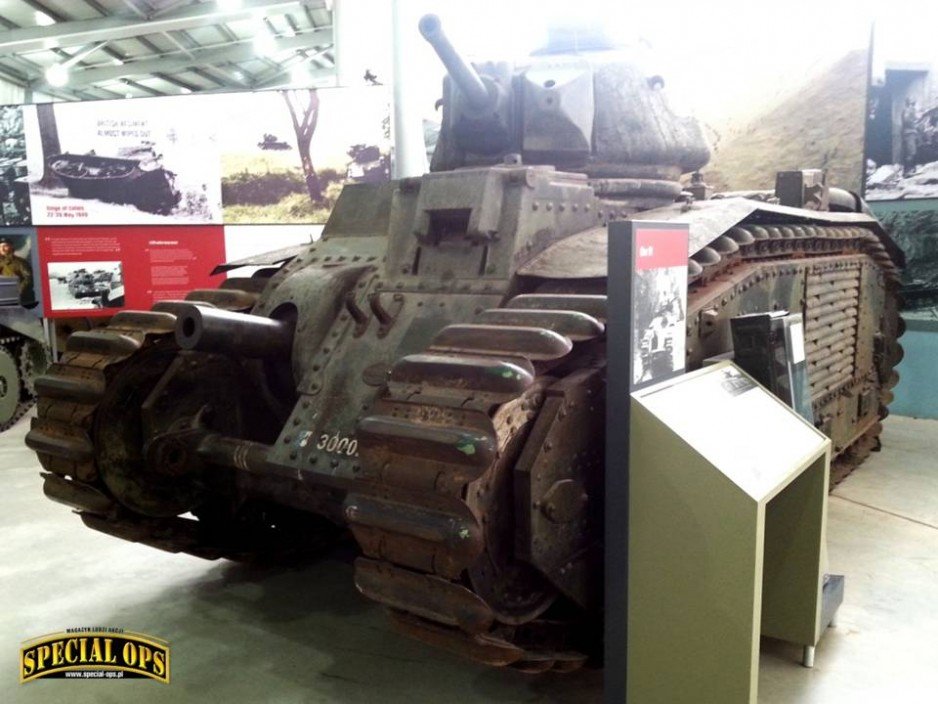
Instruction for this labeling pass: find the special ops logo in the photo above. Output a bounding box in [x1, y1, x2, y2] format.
[20, 628, 170, 684]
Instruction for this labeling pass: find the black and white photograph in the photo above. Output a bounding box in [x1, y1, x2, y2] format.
[47, 260, 124, 311]
[0, 105, 31, 225]
[216, 86, 391, 224]
[865, 20, 938, 201]
[0, 230, 38, 308]
[24, 96, 222, 224]
[632, 264, 686, 387]
[874, 202, 938, 321]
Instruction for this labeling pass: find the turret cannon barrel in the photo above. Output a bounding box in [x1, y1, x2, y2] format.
[418, 14, 492, 111]
[174, 304, 293, 359]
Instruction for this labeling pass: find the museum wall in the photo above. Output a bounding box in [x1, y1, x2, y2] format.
[0, 84, 388, 318]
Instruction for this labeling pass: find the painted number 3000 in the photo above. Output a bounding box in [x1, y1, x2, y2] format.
[317, 433, 359, 456]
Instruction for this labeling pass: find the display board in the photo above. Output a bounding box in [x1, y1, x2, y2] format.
[26, 97, 223, 225]
[629, 223, 688, 390]
[0, 105, 30, 225]
[637, 364, 822, 499]
[32, 224, 319, 318]
[605, 219, 689, 703]
[869, 198, 938, 324]
[36, 226, 225, 317]
[864, 19, 938, 201]
[0, 85, 378, 315]
[3, 85, 389, 228]
[628, 363, 831, 704]
[213, 88, 390, 224]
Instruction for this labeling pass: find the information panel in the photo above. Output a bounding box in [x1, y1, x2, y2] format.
[605, 218, 689, 703]
[629, 223, 689, 390]
[638, 364, 825, 499]
[36, 226, 226, 317]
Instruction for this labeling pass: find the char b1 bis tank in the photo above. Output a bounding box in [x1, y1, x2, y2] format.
[27, 15, 903, 672]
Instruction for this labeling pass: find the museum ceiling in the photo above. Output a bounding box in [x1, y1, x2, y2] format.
[0, 0, 335, 101]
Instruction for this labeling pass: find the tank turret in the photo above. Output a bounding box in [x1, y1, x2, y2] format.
[26, 12, 903, 676]
[422, 14, 710, 179]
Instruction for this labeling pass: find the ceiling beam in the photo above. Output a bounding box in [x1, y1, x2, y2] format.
[0, 0, 327, 55]
[31, 29, 333, 90]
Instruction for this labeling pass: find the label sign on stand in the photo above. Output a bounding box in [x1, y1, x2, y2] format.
[605, 220, 689, 702]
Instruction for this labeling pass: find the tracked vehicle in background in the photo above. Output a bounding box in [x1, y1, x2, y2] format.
[48, 145, 181, 215]
[26, 15, 903, 671]
[0, 276, 50, 431]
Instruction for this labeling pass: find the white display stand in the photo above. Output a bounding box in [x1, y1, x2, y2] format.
[627, 362, 832, 703]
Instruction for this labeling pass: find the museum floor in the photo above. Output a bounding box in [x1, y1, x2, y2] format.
[1, 413, 936, 703]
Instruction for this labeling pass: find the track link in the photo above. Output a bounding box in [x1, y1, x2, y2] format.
[25, 288, 277, 560]
[351, 293, 605, 671]
[688, 221, 904, 476]
[351, 220, 903, 668]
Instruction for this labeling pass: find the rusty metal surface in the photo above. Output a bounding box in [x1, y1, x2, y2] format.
[25, 10, 906, 675]
[518, 197, 899, 279]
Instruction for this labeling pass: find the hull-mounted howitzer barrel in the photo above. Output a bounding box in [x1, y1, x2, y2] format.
[174, 304, 293, 359]
[419, 14, 492, 111]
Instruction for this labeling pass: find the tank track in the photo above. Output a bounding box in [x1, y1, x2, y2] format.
[685, 221, 904, 487]
[347, 220, 904, 669]
[0, 335, 34, 432]
[350, 293, 604, 672]
[25, 220, 904, 671]
[24, 281, 301, 561]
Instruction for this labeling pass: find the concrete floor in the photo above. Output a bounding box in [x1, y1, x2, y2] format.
[1, 413, 937, 703]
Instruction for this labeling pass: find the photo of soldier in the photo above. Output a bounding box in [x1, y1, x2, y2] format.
[902, 98, 919, 177]
[0, 234, 36, 306]
[864, 21, 938, 200]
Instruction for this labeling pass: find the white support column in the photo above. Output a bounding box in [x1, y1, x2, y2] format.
[391, 0, 429, 177]
[331, 0, 353, 86]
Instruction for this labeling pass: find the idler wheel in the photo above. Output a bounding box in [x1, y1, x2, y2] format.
[93, 344, 250, 517]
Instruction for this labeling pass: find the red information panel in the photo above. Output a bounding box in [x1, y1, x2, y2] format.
[36, 225, 225, 318]
[633, 228, 690, 271]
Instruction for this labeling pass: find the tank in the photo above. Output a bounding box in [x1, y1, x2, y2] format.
[48, 145, 181, 215]
[26, 16, 904, 672]
[0, 276, 50, 431]
[258, 133, 292, 151]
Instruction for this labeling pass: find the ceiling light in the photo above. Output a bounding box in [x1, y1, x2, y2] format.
[233, 70, 245, 80]
[34, 11, 55, 26]
[180, 87, 192, 94]
[45, 64, 69, 87]
[125, 93, 133, 99]
[253, 28, 278, 57]
[112, 58, 124, 66]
